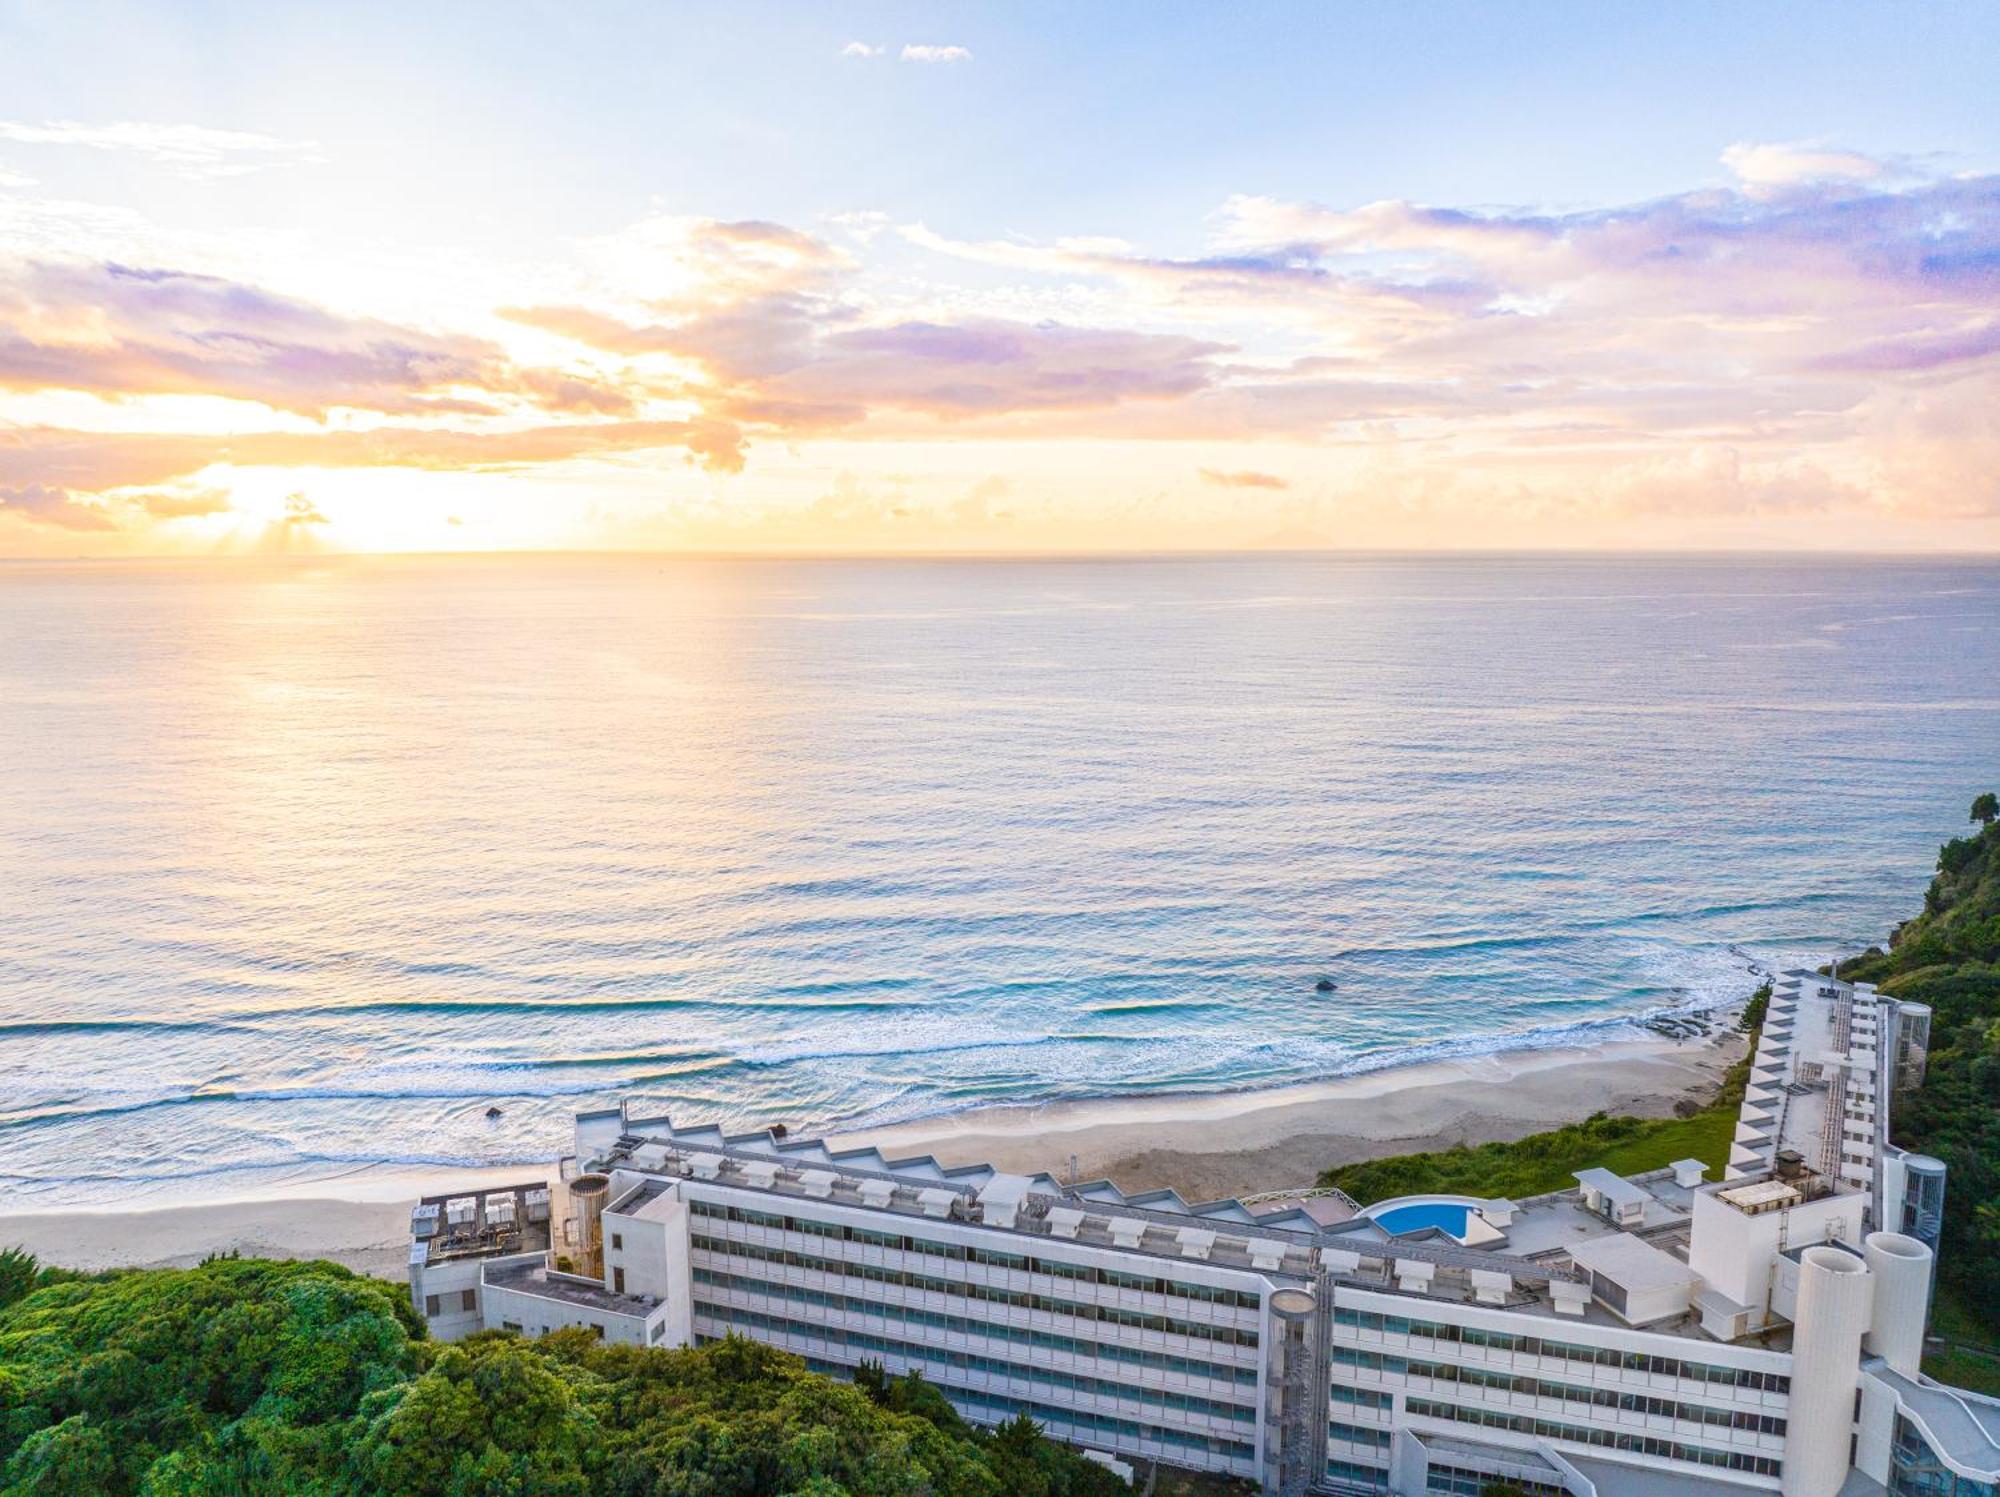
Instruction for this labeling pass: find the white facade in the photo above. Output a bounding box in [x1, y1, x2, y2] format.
[409, 973, 2000, 1496]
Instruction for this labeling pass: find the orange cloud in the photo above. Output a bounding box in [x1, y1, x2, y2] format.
[0, 416, 745, 529]
[0, 481, 113, 529]
[0, 261, 632, 417]
[1199, 467, 1290, 489]
[6, 164, 2000, 548]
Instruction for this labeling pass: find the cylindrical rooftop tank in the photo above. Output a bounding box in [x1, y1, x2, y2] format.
[569, 1173, 611, 1279]
[1781, 1246, 1872, 1497]
[1269, 1288, 1316, 1320]
[1863, 1231, 1932, 1376]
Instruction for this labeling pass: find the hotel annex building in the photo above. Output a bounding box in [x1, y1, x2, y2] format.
[409, 973, 2000, 1496]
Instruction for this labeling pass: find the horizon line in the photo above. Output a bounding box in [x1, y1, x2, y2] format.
[6, 544, 2000, 566]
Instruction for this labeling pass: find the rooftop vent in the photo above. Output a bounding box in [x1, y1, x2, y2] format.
[1176, 1227, 1216, 1261]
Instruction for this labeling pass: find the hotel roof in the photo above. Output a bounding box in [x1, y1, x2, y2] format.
[1572, 1167, 1651, 1210]
[573, 971, 1908, 1346]
[572, 1110, 1839, 1336]
[1567, 1230, 1698, 1293]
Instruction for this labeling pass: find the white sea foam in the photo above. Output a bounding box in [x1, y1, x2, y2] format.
[4, 554, 1994, 1207]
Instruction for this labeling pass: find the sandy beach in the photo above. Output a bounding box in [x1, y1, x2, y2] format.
[4, 1025, 1743, 1281]
[844, 1027, 1747, 1200]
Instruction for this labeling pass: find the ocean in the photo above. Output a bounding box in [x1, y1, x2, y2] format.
[3, 553, 1996, 1207]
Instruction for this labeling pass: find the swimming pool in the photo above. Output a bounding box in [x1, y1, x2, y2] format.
[1370, 1202, 1474, 1237]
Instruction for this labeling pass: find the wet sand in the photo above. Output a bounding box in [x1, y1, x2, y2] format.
[4, 1026, 1742, 1277]
[840, 1027, 1746, 1199]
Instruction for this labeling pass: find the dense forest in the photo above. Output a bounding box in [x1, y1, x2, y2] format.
[0, 1254, 1130, 1497]
[1842, 795, 2000, 1343]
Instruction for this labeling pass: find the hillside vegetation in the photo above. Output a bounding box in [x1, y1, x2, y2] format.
[1318, 794, 2000, 1361]
[1842, 796, 2000, 1341]
[0, 1254, 1128, 1497]
[1315, 991, 1763, 1203]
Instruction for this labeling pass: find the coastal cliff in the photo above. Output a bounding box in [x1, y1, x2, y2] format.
[1842, 797, 2000, 1353]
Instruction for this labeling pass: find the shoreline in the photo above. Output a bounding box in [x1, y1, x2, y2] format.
[841, 1024, 1746, 1199]
[3, 1022, 1746, 1278]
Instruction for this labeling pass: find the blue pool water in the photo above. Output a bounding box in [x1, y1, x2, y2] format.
[1372, 1203, 1475, 1238]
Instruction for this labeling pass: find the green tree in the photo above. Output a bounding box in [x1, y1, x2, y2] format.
[1844, 811, 2000, 1342]
[1739, 981, 1771, 1032]
[0, 1249, 39, 1312]
[2, 1416, 118, 1497]
[1973, 791, 1998, 826]
[356, 1338, 594, 1497]
[1, 1263, 1133, 1496]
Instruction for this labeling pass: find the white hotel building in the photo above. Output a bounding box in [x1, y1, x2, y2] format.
[410, 972, 2000, 1497]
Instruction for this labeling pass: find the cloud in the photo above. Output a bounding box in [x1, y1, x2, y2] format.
[524, 301, 1228, 426]
[281, 491, 328, 526]
[1721, 140, 1888, 190]
[447, 169, 2000, 526]
[0, 120, 317, 180]
[829, 210, 891, 244]
[512, 217, 1230, 430]
[840, 41, 882, 58]
[1199, 468, 1290, 489]
[0, 260, 634, 417]
[1811, 321, 2000, 374]
[126, 486, 233, 519]
[0, 482, 115, 529]
[0, 416, 747, 501]
[750, 317, 1226, 416]
[570, 213, 847, 308]
[8, 158, 2000, 546]
[901, 44, 971, 64]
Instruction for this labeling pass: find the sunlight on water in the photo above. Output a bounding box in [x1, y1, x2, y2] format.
[3, 553, 1996, 1205]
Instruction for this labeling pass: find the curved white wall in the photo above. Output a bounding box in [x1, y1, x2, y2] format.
[1782, 1246, 1872, 1497]
[1863, 1231, 1933, 1376]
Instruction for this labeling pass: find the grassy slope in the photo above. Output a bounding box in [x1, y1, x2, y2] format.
[1315, 1001, 1759, 1202]
[1924, 1284, 2000, 1397]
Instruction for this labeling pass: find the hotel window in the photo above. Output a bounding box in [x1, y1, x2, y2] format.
[611, 1232, 623, 1251]
[1890, 1414, 1997, 1496]
[424, 1294, 441, 1317]
[613, 1267, 627, 1293]
[460, 1288, 477, 1312]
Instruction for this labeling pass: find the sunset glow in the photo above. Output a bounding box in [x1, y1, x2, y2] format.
[3, 3, 1998, 555]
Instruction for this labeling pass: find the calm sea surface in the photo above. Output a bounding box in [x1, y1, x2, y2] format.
[3, 554, 1996, 1207]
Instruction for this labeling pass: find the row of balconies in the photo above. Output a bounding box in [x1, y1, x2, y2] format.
[1327, 1332, 1791, 1408]
[696, 1232, 1256, 1360]
[700, 1217, 1264, 1329]
[690, 1312, 1264, 1474]
[1328, 1370, 1788, 1452]
[693, 1278, 1264, 1401]
[690, 1249, 1266, 1369]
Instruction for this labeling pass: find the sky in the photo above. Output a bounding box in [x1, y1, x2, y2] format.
[1, 1, 1998, 556]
